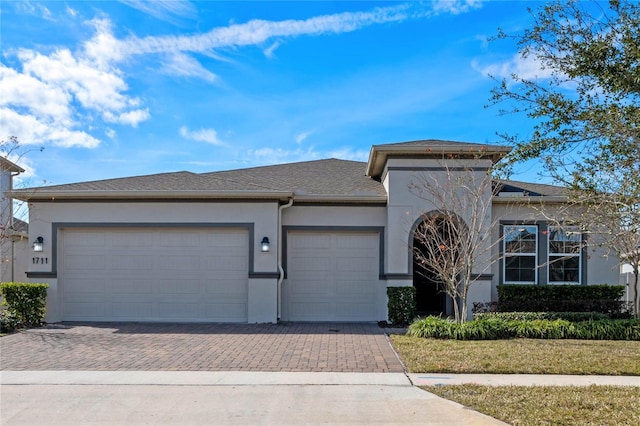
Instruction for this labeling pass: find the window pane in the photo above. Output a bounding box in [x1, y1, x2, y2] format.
[549, 256, 580, 283]
[549, 227, 581, 254]
[504, 226, 537, 254]
[505, 255, 536, 282]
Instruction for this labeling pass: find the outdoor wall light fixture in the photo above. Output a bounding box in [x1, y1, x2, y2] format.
[32, 236, 44, 252]
[261, 237, 270, 252]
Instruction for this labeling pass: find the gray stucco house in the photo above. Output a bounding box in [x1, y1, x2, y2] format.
[11, 140, 620, 323]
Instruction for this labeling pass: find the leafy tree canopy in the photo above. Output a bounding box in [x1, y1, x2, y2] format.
[490, 0, 639, 193]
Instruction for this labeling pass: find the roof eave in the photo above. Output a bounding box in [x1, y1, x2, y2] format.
[10, 190, 294, 202]
[292, 194, 387, 204]
[492, 195, 569, 204]
[366, 144, 512, 178]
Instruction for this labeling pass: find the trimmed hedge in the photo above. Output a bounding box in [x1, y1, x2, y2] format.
[0, 282, 49, 327]
[474, 311, 610, 322]
[387, 286, 416, 325]
[497, 284, 629, 317]
[407, 315, 640, 340]
[0, 310, 20, 333]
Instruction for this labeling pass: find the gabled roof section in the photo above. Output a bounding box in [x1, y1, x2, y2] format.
[12, 159, 386, 203]
[0, 157, 25, 174]
[366, 139, 512, 178]
[199, 158, 386, 202]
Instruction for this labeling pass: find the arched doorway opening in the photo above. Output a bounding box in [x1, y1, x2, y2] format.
[412, 215, 458, 317]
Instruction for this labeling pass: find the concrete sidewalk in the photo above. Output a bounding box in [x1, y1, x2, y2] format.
[409, 373, 640, 387]
[0, 371, 506, 425]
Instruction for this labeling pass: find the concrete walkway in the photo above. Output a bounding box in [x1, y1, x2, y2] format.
[0, 371, 506, 425]
[409, 373, 640, 387]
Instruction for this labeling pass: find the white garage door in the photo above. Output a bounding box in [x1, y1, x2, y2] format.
[60, 228, 248, 322]
[286, 231, 379, 321]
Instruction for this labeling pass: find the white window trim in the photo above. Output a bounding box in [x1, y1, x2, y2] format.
[547, 226, 582, 285]
[503, 225, 538, 284]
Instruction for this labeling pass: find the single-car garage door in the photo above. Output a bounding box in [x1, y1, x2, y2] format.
[60, 227, 248, 322]
[285, 231, 380, 321]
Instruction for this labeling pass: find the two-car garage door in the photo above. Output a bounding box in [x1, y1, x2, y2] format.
[285, 231, 380, 322]
[60, 228, 248, 322]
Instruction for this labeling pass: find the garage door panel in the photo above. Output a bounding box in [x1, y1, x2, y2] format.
[204, 255, 247, 271]
[286, 231, 379, 322]
[336, 234, 377, 249]
[157, 278, 199, 295]
[337, 257, 376, 274]
[64, 278, 106, 299]
[65, 302, 106, 319]
[112, 232, 153, 247]
[61, 228, 249, 322]
[111, 278, 154, 295]
[290, 233, 331, 249]
[64, 255, 106, 270]
[65, 232, 106, 247]
[202, 303, 246, 321]
[112, 302, 153, 319]
[111, 254, 154, 270]
[160, 255, 201, 270]
[159, 232, 201, 247]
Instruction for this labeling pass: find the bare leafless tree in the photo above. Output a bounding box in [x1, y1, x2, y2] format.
[409, 160, 504, 323]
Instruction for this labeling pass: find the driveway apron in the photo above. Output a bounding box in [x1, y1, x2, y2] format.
[0, 322, 404, 372]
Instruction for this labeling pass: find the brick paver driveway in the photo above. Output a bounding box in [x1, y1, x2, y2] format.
[0, 322, 404, 372]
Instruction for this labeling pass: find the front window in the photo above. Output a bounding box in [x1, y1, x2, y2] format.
[503, 225, 538, 283]
[548, 226, 581, 284]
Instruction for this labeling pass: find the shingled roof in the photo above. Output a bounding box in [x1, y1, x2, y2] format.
[12, 158, 386, 203]
[10, 142, 566, 203]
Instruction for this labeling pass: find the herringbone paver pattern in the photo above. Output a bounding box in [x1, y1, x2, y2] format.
[0, 323, 404, 372]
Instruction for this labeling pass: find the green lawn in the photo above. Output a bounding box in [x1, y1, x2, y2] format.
[390, 335, 640, 375]
[424, 385, 640, 426]
[390, 336, 640, 425]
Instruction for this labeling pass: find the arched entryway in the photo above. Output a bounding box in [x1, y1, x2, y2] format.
[412, 215, 457, 317]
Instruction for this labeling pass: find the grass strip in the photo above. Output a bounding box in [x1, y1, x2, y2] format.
[423, 385, 640, 426]
[390, 335, 640, 375]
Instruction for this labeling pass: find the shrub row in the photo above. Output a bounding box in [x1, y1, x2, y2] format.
[497, 284, 629, 317]
[387, 287, 416, 325]
[406, 316, 640, 340]
[474, 311, 610, 322]
[0, 282, 49, 332]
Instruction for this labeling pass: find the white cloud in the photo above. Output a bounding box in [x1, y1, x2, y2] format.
[104, 109, 150, 127]
[162, 53, 217, 82]
[122, 4, 414, 56]
[0, 107, 100, 149]
[432, 0, 483, 15]
[264, 41, 281, 59]
[66, 6, 78, 17]
[105, 128, 116, 139]
[473, 53, 555, 81]
[180, 126, 224, 145]
[17, 2, 54, 21]
[295, 131, 313, 144]
[118, 0, 197, 23]
[0, 64, 72, 124]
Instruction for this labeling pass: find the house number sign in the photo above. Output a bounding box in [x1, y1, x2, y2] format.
[32, 257, 49, 265]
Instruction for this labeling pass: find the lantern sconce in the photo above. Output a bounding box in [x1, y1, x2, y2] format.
[260, 237, 270, 253]
[32, 236, 44, 252]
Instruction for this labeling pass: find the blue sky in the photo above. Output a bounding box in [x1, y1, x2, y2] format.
[1, 1, 551, 187]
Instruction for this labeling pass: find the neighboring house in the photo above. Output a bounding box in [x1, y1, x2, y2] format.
[10, 140, 620, 323]
[1, 157, 29, 283]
